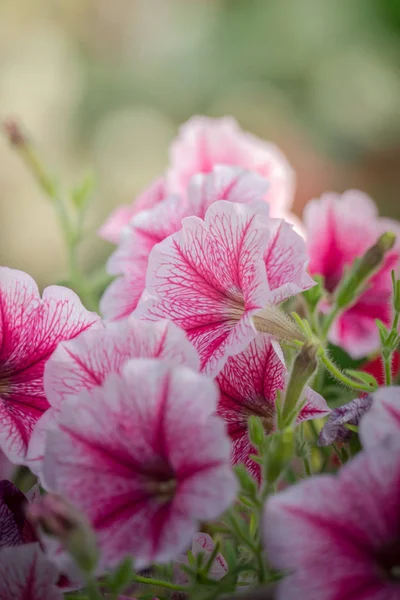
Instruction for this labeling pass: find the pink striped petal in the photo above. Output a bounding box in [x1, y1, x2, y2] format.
[264, 436, 400, 600]
[167, 116, 295, 216]
[0, 543, 62, 600]
[136, 201, 273, 375]
[0, 268, 100, 462]
[43, 359, 236, 569]
[359, 387, 400, 449]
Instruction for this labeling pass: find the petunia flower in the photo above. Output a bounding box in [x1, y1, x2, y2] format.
[136, 200, 314, 375]
[359, 386, 400, 449]
[304, 190, 400, 358]
[27, 317, 198, 477]
[362, 352, 400, 386]
[42, 359, 237, 569]
[98, 177, 166, 244]
[318, 396, 373, 447]
[174, 532, 228, 585]
[167, 115, 295, 217]
[101, 166, 269, 321]
[0, 480, 38, 547]
[217, 335, 330, 478]
[264, 435, 400, 600]
[0, 543, 63, 600]
[0, 267, 100, 463]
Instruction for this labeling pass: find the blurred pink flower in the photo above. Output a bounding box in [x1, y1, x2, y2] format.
[0, 451, 13, 480]
[217, 335, 330, 478]
[167, 116, 295, 217]
[175, 532, 228, 585]
[43, 359, 237, 569]
[27, 317, 198, 476]
[0, 267, 100, 463]
[101, 166, 269, 321]
[304, 190, 400, 358]
[264, 435, 400, 600]
[0, 543, 62, 600]
[136, 200, 313, 375]
[99, 177, 166, 244]
[360, 386, 400, 449]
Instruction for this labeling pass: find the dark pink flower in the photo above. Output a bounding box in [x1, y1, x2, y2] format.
[98, 177, 166, 244]
[27, 317, 198, 476]
[137, 200, 313, 375]
[360, 386, 400, 449]
[101, 166, 269, 321]
[0, 543, 62, 600]
[304, 190, 400, 358]
[0, 267, 100, 463]
[217, 335, 330, 478]
[264, 435, 400, 600]
[167, 116, 295, 217]
[43, 359, 237, 569]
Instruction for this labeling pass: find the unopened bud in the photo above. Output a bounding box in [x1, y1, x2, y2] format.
[253, 305, 306, 343]
[3, 118, 27, 147]
[248, 415, 265, 449]
[264, 428, 295, 484]
[336, 232, 396, 309]
[281, 342, 319, 428]
[27, 494, 98, 574]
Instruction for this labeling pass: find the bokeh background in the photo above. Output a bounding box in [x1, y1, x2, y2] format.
[1, 0, 400, 286]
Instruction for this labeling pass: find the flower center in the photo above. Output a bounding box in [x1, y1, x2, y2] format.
[376, 539, 400, 581]
[0, 377, 9, 397]
[146, 478, 177, 503]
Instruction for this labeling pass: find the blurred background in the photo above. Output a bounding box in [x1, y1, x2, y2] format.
[1, 0, 400, 286]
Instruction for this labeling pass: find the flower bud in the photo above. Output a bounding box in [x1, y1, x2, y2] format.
[281, 342, 319, 428]
[336, 232, 396, 309]
[253, 304, 306, 344]
[248, 415, 265, 449]
[264, 428, 295, 484]
[27, 494, 98, 574]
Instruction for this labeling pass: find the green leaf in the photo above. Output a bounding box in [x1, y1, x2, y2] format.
[71, 170, 96, 211]
[344, 369, 378, 390]
[108, 556, 133, 593]
[302, 275, 324, 312]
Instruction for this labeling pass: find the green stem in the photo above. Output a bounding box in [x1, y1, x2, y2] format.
[384, 353, 392, 386]
[320, 351, 376, 393]
[131, 574, 186, 591]
[85, 577, 103, 600]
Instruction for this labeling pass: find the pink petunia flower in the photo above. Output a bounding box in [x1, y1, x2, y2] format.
[360, 386, 400, 449]
[27, 317, 198, 477]
[0, 480, 38, 548]
[42, 359, 237, 569]
[0, 543, 63, 600]
[264, 435, 400, 600]
[98, 177, 166, 244]
[0, 267, 100, 463]
[217, 335, 330, 478]
[175, 532, 228, 585]
[304, 190, 400, 358]
[167, 116, 295, 217]
[101, 166, 269, 321]
[136, 200, 314, 376]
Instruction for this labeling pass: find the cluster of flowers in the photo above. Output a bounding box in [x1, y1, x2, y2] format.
[1, 116, 400, 600]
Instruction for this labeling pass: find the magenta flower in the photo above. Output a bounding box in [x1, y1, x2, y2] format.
[217, 335, 330, 478]
[0, 543, 62, 600]
[42, 359, 237, 569]
[98, 177, 166, 244]
[27, 317, 198, 476]
[167, 116, 295, 217]
[0, 267, 100, 463]
[101, 166, 269, 321]
[264, 435, 400, 600]
[304, 190, 400, 358]
[360, 386, 400, 449]
[137, 200, 314, 375]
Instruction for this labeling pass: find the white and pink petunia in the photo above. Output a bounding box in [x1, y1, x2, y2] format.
[136, 200, 314, 375]
[42, 359, 237, 569]
[100, 166, 269, 321]
[98, 177, 166, 244]
[27, 317, 198, 476]
[359, 386, 400, 449]
[167, 116, 295, 217]
[264, 435, 400, 600]
[304, 190, 400, 358]
[0, 543, 63, 600]
[217, 335, 330, 478]
[0, 480, 38, 548]
[0, 267, 100, 463]
[175, 532, 228, 585]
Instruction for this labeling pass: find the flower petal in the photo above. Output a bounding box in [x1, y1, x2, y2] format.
[359, 386, 400, 449]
